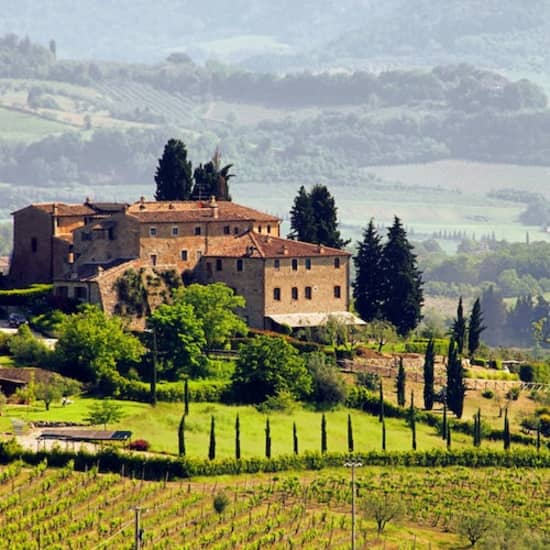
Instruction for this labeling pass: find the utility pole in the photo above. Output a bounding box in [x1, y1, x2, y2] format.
[134, 507, 142, 550]
[344, 460, 363, 550]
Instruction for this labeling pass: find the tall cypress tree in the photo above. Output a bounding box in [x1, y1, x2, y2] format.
[410, 390, 417, 451]
[353, 219, 384, 322]
[468, 298, 486, 357]
[503, 408, 511, 451]
[288, 185, 316, 243]
[442, 401, 448, 440]
[446, 339, 466, 419]
[235, 414, 241, 460]
[380, 217, 423, 336]
[423, 338, 435, 410]
[446, 422, 451, 450]
[321, 413, 328, 454]
[208, 416, 216, 460]
[293, 422, 299, 455]
[379, 381, 385, 422]
[452, 297, 467, 354]
[382, 419, 386, 451]
[396, 358, 406, 407]
[265, 417, 272, 459]
[347, 413, 354, 453]
[154, 139, 193, 201]
[178, 413, 186, 456]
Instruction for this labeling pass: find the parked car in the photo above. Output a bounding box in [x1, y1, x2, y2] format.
[8, 312, 27, 328]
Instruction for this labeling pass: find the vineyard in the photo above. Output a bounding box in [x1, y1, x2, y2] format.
[0, 460, 547, 549]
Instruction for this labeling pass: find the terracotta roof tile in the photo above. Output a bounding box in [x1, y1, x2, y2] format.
[31, 203, 95, 217]
[127, 200, 279, 223]
[206, 231, 350, 259]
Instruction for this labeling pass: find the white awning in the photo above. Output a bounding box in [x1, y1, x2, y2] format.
[267, 311, 366, 328]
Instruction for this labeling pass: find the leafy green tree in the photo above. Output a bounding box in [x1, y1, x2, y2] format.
[83, 399, 124, 431]
[154, 138, 193, 201]
[177, 283, 246, 350]
[380, 217, 423, 336]
[55, 305, 145, 391]
[231, 336, 312, 403]
[396, 358, 406, 407]
[353, 219, 384, 321]
[149, 301, 207, 379]
[446, 339, 466, 418]
[288, 184, 348, 248]
[265, 417, 272, 458]
[456, 512, 495, 547]
[208, 415, 216, 460]
[452, 296, 467, 354]
[306, 352, 347, 406]
[423, 338, 435, 410]
[35, 374, 75, 411]
[362, 492, 404, 535]
[468, 298, 485, 357]
[8, 324, 50, 366]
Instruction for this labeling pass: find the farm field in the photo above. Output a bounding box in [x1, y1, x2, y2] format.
[0, 106, 74, 142]
[0, 462, 547, 549]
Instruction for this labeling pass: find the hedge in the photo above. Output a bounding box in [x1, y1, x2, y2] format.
[404, 338, 449, 356]
[0, 441, 548, 481]
[0, 284, 53, 306]
[117, 379, 231, 403]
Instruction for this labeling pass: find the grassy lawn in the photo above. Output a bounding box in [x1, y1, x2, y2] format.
[2, 397, 495, 457]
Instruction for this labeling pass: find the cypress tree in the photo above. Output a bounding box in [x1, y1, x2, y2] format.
[536, 421, 541, 452]
[476, 408, 482, 447]
[380, 216, 424, 336]
[468, 298, 486, 358]
[235, 414, 241, 460]
[442, 401, 448, 440]
[382, 419, 386, 451]
[423, 338, 435, 410]
[321, 413, 327, 454]
[208, 415, 216, 460]
[288, 185, 316, 243]
[503, 409, 511, 451]
[265, 418, 272, 459]
[379, 381, 385, 423]
[353, 219, 384, 321]
[347, 413, 354, 453]
[446, 339, 466, 418]
[446, 422, 451, 450]
[410, 390, 417, 451]
[293, 422, 299, 455]
[396, 358, 406, 407]
[184, 378, 190, 416]
[177, 413, 185, 456]
[452, 297, 467, 354]
[154, 138, 193, 201]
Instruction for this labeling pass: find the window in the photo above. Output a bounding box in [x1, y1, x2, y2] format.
[75, 286, 87, 300]
[274, 259, 280, 270]
[216, 259, 223, 271]
[267, 225, 271, 234]
[291, 287, 299, 300]
[334, 285, 341, 298]
[150, 254, 157, 266]
[305, 286, 312, 300]
[236, 259, 243, 272]
[273, 287, 281, 301]
[108, 228, 115, 240]
[149, 227, 157, 237]
[334, 257, 341, 269]
[172, 226, 179, 236]
[234, 227, 239, 234]
[181, 250, 188, 261]
[223, 225, 230, 235]
[82, 232, 91, 241]
[31, 237, 37, 253]
[206, 262, 212, 276]
[305, 258, 311, 270]
[258, 225, 262, 233]
[194, 226, 201, 236]
[292, 259, 298, 271]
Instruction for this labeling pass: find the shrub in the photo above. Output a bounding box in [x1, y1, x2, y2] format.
[128, 439, 150, 452]
[481, 389, 494, 399]
[520, 363, 550, 384]
[256, 390, 297, 414]
[506, 386, 521, 401]
[306, 352, 347, 407]
[357, 372, 380, 391]
[471, 358, 487, 367]
[213, 492, 230, 514]
[8, 325, 51, 366]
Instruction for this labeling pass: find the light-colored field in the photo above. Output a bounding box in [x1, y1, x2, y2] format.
[0, 106, 74, 142]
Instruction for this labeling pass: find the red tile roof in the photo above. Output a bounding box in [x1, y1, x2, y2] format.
[127, 200, 280, 223]
[12, 203, 96, 217]
[206, 231, 350, 258]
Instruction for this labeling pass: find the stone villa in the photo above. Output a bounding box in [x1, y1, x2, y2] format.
[9, 197, 360, 330]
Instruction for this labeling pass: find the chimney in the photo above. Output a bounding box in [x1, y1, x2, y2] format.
[139, 196, 146, 210]
[209, 196, 219, 218]
[282, 244, 288, 255]
[317, 244, 325, 254]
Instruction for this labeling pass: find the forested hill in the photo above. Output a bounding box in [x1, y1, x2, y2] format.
[3, 0, 550, 78]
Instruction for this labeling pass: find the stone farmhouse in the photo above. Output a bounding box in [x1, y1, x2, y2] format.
[9, 197, 360, 330]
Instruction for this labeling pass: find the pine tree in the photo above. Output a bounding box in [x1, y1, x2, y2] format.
[178, 413, 185, 456]
[423, 338, 435, 410]
[452, 297, 467, 354]
[468, 298, 486, 357]
[293, 422, 299, 455]
[208, 416, 216, 460]
[321, 413, 327, 454]
[347, 413, 354, 453]
[410, 390, 417, 451]
[396, 358, 406, 407]
[184, 378, 189, 416]
[154, 139, 193, 201]
[265, 418, 272, 459]
[446, 339, 466, 418]
[380, 217, 424, 336]
[235, 414, 241, 460]
[353, 219, 384, 322]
